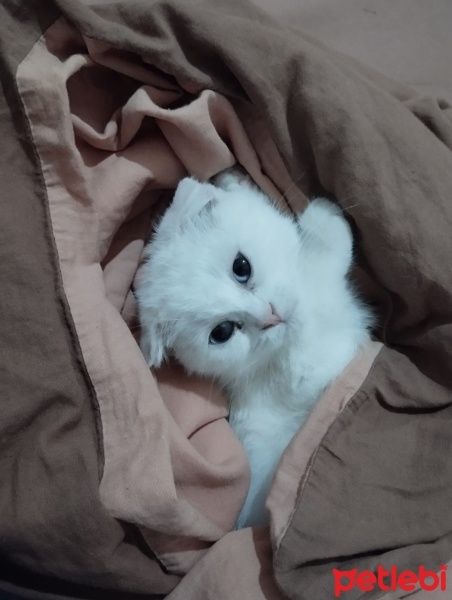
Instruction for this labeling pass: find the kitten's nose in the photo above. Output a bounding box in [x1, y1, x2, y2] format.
[260, 304, 283, 330]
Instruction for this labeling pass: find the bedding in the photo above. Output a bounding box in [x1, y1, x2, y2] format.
[1, 1, 451, 599]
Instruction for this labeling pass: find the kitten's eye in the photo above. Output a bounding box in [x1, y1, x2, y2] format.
[232, 252, 251, 283]
[209, 321, 236, 344]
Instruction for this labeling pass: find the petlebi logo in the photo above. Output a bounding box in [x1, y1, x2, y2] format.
[333, 564, 448, 597]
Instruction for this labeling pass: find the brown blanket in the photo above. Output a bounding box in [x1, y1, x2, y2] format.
[1, 1, 452, 599]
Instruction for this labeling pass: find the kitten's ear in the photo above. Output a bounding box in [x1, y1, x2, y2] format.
[140, 322, 166, 368]
[162, 177, 218, 232]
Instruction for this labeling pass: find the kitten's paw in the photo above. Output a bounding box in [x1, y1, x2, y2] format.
[298, 198, 353, 274]
[299, 197, 345, 226]
[299, 198, 352, 246]
[212, 166, 250, 191]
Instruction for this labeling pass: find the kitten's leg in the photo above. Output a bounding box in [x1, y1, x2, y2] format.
[233, 411, 300, 529]
[297, 198, 354, 276]
[236, 460, 275, 529]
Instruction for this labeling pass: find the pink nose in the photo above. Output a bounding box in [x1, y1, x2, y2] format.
[260, 304, 283, 330]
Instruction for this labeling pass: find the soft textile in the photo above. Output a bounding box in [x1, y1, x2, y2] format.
[1, 1, 451, 599]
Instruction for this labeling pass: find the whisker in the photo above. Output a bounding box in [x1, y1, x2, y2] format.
[340, 202, 362, 211]
[272, 170, 308, 212]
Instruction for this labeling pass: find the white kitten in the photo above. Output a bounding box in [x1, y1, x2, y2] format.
[136, 169, 372, 529]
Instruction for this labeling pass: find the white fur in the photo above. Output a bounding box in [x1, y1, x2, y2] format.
[136, 169, 372, 529]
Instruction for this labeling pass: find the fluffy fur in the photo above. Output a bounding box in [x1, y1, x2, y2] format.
[136, 169, 372, 528]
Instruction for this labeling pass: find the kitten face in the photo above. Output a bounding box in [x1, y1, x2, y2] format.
[136, 177, 303, 382]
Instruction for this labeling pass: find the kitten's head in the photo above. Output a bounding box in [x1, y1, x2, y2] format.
[136, 177, 304, 382]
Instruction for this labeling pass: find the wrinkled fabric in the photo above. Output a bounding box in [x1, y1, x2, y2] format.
[1, 0, 452, 599]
